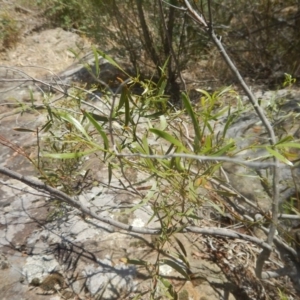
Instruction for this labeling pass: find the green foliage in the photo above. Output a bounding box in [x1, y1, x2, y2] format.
[13, 48, 300, 297]
[282, 73, 297, 88]
[277, 288, 290, 300]
[37, 97, 96, 195]
[23, 51, 241, 298]
[0, 12, 20, 50]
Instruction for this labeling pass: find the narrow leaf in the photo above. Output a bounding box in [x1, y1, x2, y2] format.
[86, 112, 109, 123]
[96, 49, 128, 76]
[117, 86, 127, 111]
[223, 112, 236, 138]
[13, 128, 36, 132]
[144, 111, 165, 118]
[82, 110, 109, 157]
[59, 112, 91, 141]
[161, 259, 190, 280]
[182, 93, 202, 152]
[174, 236, 187, 257]
[108, 163, 112, 185]
[40, 120, 53, 132]
[123, 182, 156, 214]
[120, 257, 148, 266]
[275, 142, 300, 149]
[150, 128, 188, 152]
[212, 141, 235, 156]
[266, 147, 293, 166]
[195, 88, 211, 100]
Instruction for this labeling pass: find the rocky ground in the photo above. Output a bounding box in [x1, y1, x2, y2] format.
[1, 1, 300, 300]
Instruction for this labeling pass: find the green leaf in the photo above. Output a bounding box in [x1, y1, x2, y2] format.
[130, 141, 156, 171]
[159, 56, 170, 74]
[40, 120, 53, 132]
[92, 46, 100, 77]
[173, 147, 185, 171]
[158, 277, 178, 300]
[174, 236, 187, 257]
[275, 142, 300, 149]
[96, 49, 128, 76]
[13, 127, 36, 132]
[212, 141, 235, 156]
[217, 85, 233, 96]
[123, 258, 148, 266]
[142, 135, 151, 155]
[144, 111, 165, 118]
[202, 134, 212, 153]
[222, 112, 236, 138]
[116, 86, 126, 112]
[45, 104, 54, 122]
[82, 110, 109, 157]
[165, 143, 175, 155]
[177, 253, 190, 270]
[182, 93, 202, 153]
[124, 88, 130, 127]
[86, 112, 109, 123]
[266, 147, 293, 166]
[108, 163, 112, 185]
[211, 105, 229, 119]
[150, 128, 189, 152]
[195, 88, 212, 100]
[161, 259, 190, 280]
[156, 74, 167, 96]
[58, 112, 91, 141]
[159, 277, 172, 288]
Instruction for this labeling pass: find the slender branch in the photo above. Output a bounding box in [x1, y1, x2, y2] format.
[115, 151, 278, 168]
[0, 166, 272, 251]
[0, 166, 157, 235]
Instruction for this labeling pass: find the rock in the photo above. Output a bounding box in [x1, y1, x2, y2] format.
[216, 89, 300, 214]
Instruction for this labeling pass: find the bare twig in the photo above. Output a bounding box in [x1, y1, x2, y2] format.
[115, 151, 278, 168]
[0, 166, 272, 251]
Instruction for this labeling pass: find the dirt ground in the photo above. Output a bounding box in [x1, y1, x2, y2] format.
[0, 0, 92, 78]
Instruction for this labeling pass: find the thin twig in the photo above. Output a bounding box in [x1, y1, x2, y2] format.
[115, 151, 278, 168]
[0, 166, 272, 251]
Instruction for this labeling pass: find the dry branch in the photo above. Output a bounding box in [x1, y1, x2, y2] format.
[0, 166, 272, 250]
